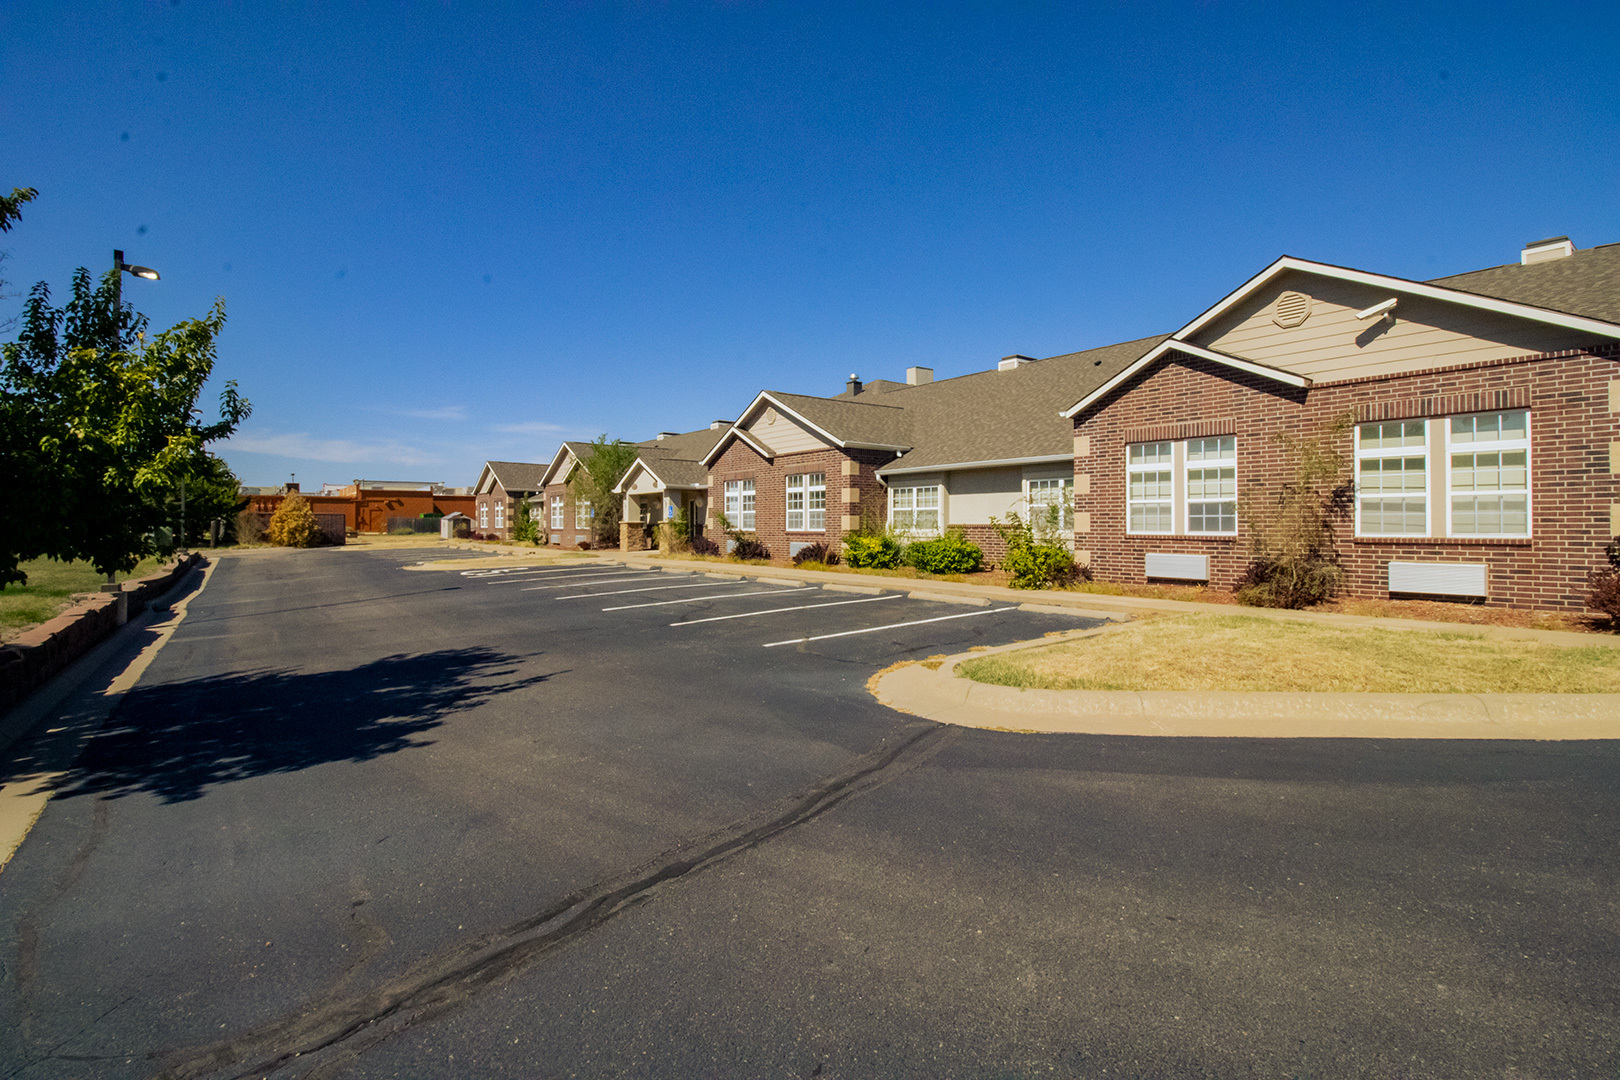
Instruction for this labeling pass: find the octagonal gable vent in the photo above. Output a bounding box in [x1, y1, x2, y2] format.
[1272, 291, 1312, 328]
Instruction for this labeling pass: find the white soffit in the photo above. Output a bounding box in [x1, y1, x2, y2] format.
[1060, 340, 1309, 419]
[1178, 256, 1620, 342]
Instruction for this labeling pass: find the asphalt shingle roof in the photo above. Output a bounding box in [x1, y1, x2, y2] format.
[1428, 242, 1620, 324]
[760, 391, 914, 450]
[483, 460, 549, 491]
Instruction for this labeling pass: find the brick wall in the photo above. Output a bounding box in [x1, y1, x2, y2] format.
[1072, 344, 1620, 610]
[707, 440, 894, 559]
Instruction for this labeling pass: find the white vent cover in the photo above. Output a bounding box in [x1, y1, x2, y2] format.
[1272, 291, 1312, 328]
[1387, 561, 1487, 597]
[1145, 552, 1209, 581]
[764, 408, 777, 425]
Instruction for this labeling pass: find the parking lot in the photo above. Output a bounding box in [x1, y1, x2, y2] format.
[438, 558, 1104, 662]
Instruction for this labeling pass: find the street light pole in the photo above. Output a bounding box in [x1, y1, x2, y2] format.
[106, 249, 162, 578]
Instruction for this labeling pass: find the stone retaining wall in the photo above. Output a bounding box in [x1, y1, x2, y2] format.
[0, 552, 204, 714]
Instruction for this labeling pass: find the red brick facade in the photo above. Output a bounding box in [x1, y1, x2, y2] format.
[540, 482, 597, 547]
[1072, 344, 1620, 610]
[706, 439, 894, 559]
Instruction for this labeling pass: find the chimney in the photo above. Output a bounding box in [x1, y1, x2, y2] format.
[846, 373, 862, 395]
[710, 420, 729, 430]
[906, 366, 934, 385]
[998, 354, 1037, 371]
[1521, 236, 1574, 265]
[656, 431, 677, 440]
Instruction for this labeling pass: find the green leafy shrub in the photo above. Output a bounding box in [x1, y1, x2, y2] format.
[1587, 540, 1620, 623]
[903, 529, 983, 574]
[792, 542, 840, 567]
[991, 508, 1081, 589]
[509, 500, 539, 544]
[843, 532, 902, 569]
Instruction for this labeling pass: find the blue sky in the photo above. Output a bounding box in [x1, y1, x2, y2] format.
[3, 1, 1616, 487]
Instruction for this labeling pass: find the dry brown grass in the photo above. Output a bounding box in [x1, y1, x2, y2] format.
[956, 613, 1620, 694]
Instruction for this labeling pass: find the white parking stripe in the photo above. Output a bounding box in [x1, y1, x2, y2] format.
[484, 570, 653, 585]
[555, 582, 731, 600]
[670, 593, 900, 626]
[481, 564, 635, 578]
[761, 607, 1018, 647]
[601, 588, 812, 612]
[519, 575, 675, 592]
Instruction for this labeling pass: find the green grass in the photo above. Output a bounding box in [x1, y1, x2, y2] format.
[957, 613, 1620, 694]
[0, 556, 166, 641]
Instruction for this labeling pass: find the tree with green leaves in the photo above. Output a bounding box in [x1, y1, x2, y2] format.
[1, 262, 250, 586]
[164, 451, 250, 546]
[1235, 412, 1354, 608]
[509, 497, 539, 544]
[566, 435, 640, 546]
[0, 187, 38, 333]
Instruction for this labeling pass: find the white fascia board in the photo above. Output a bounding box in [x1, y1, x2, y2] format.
[757, 392, 850, 449]
[537, 445, 578, 488]
[473, 464, 497, 495]
[1178, 255, 1620, 341]
[879, 453, 1074, 477]
[700, 424, 777, 467]
[1060, 339, 1309, 419]
[841, 441, 913, 452]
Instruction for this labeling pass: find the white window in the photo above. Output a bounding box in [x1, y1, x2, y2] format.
[1027, 477, 1073, 531]
[1185, 436, 1236, 534]
[890, 485, 941, 534]
[478, 503, 489, 528]
[1356, 420, 1428, 536]
[786, 473, 826, 532]
[725, 480, 755, 530]
[494, 501, 505, 529]
[550, 496, 563, 529]
[1448, 410, 1530, 537]
[578, 500, 593, 523]
[1127, 442, 1174, 534]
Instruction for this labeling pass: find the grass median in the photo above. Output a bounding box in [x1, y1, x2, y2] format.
[1, 556, 166, 643]
[956, 613, 1620, 694]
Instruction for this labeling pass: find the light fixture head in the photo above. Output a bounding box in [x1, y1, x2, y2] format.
[1354, 297, 1398, 321]
[128, 265, 160, 281]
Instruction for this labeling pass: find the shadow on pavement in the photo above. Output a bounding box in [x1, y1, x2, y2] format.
[11, 647, 555, 804]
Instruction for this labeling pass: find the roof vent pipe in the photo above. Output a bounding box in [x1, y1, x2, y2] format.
[906, 366, 934, 385]
[846, 374, 862, 395]
[998, 354, 1037, 371]
[1521, 236, 1574, 264]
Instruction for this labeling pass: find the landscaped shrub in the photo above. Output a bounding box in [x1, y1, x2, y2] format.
[1235, 412, 1352, 609]
[689, 536, 721, 557]
[509, 501, 539, 544]
[903, 530, 983, 574]
[235, 509, 266, 545]
[1587, 540, 1620, 623]
[577, 539, 592, 550]
[843, 532, 902, 569]
[731, 537, 770, 561]
[991, 508, 1082, 589]
[791, 542, 840, 567]
[266, 493, 326, 548]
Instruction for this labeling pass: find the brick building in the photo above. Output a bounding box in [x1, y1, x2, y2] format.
[1063, 239, 1620, 610]
[472, 461, 547, 539]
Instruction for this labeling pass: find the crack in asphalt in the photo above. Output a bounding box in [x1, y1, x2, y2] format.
[151, 719, 956, 1080]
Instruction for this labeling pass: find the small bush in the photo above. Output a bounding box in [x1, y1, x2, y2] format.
[843, 532, 902, 569]
[1587, 540, 1620, 622]
[690, 536, 721, 557]
[236, 509, 266, 545]
[577, 539, 592, 551]
[266, 493, 325, 548]
[510, 501, 539, 544]
[792, 542, 840, 567]
[1236, 557, 1343, 609]
[903, 530, 983, 574]
[731, 537, 771, 561]
[991, 509, 1081, 589]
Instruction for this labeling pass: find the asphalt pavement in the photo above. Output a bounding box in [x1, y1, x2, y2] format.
[0, 546, 1615, 1078]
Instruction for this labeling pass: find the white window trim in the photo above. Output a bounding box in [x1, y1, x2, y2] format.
[1443, 410, 1532, 539]
[494, 501, 505, 529]
[1184, 436, 1237, 536]
[550, 496, 564, 530]
[478, 503, 489, 529]
[888, 484, 942, 536]
[725, 480, 756, 531]
[1125, 441, 1175, 536]
[1354, 420, 1431, 538]
[1025, 477, 1073, 532]
[785, 473, 827, 533]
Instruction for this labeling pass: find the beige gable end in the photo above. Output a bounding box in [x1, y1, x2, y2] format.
[742, 406, 835, 455]
[1194, 271, 1596, 383]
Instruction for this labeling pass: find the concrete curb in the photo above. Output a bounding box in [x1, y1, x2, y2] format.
[871, 661, 1620, 740]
